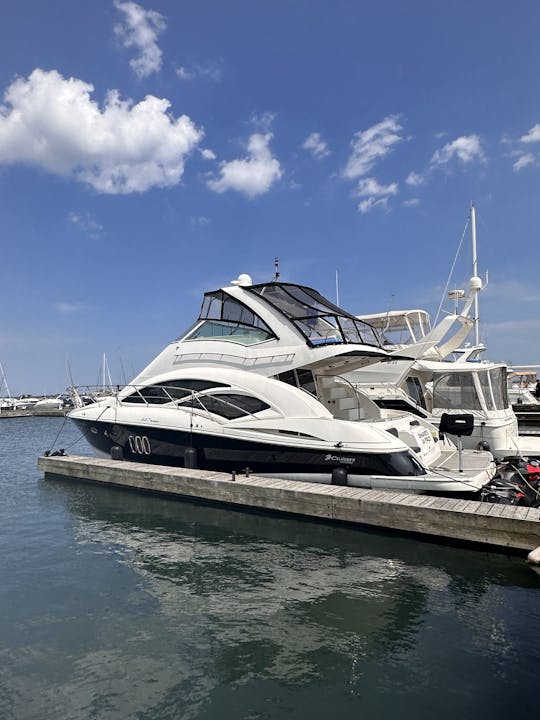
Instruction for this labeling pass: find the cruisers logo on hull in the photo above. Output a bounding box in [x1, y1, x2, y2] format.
[325, 454, 356, 465]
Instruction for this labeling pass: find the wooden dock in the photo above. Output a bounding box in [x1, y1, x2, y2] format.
[38, 454, 540, 554]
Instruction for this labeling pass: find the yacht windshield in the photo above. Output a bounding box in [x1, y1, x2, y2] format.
[183, 290, 275, 345]
[432, 372, 482, 411]
[248, 283, 380, 347]
[433, 368, 509, 412]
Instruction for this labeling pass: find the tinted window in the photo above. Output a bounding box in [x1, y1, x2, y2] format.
[197, 291, 274, 335]
[277, 369, 317, 396]
[188, 320, 273, 345]
[249, 283, 380, 347]
[123, 379, 227, 404]
[296, 368, 317, 395]
[406, 377, 426, 408]
[277, 370, 296, 387]
[186, 393, 270, 419]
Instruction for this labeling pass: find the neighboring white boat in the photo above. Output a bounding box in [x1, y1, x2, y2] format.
[33, 396, 66, 411]
[348, 352, 540, 460]
[507, 368, 540, 405]
[68, 274, 495, 494]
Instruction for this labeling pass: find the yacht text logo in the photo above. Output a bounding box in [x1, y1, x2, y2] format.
[325, 454, 356, 464]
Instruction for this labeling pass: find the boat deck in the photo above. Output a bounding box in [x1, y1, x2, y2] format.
[38, 454, 540, 554]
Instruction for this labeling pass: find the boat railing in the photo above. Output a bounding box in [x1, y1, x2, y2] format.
[72, 382, 269, 423]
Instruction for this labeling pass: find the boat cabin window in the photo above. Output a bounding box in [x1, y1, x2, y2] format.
[447, 347, 485, 362]
[490, 367, 508, 410]
[432, 372, 482, 411]
[405, 377, 426, 408]
[277, 368, 317, 396]
[248, 283, 380, 348]
[183, 393, 270, 419]
[477, 371, 495, 411]
[122, 379, 227, 404]
[183, 291, 275, 345]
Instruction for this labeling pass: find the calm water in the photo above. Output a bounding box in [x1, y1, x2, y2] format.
[1, 417, 539, 720]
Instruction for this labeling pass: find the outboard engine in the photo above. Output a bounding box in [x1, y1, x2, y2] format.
[481, 456, 540, 506]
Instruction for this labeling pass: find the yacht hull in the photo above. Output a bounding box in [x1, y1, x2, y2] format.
[71, 417, 490, 493]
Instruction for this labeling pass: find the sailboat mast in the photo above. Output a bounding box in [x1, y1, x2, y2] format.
[470, 203, 480, 346]
[0, 362, 12, 398]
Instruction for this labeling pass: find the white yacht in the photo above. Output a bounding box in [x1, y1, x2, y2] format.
[349, 282, 540, 460]
[69, 275, 495, 493]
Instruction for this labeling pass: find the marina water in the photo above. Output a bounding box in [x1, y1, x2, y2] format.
[1, 417, 539, 720]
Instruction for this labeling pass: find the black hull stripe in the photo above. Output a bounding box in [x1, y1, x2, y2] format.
[71, 419, 424, 477]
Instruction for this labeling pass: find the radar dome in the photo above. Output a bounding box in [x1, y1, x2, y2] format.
[230, 273, 253, 287]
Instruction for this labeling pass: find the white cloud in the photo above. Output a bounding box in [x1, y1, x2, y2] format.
[484, 318, 540, 333]
[430, 134, 485, 167]
[191, 216, 211, 226]
[200, 148, 216, 160]
[176, 66, 193, 80]
[485, 279, 540, 303]
[356, 177, 398, 197]
[175, 62, 223, 82]
[403, 198, 420, 207]
[405, 171, 424, 186]
[69, 212, 103, 239]
[520, 124, 540, 144]
[302, 132, 330, 159]
[249, 112, 276, 132]
[513, 153, 535, 172]
[207, 133, 282, 198]
[343, 115, 404, 179]
[355, 177, 398, 214]
[114, 1, 166, 78]
[0, 69, 203, 194]
[54, 302, 85, 314]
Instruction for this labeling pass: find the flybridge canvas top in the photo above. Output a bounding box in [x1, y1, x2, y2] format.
[355, 310, 432, 347]
[190, 281, 382, 349]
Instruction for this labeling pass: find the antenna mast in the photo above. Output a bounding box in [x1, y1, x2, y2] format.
[273, 257, 280, 282]
[470, 203, 480, 346]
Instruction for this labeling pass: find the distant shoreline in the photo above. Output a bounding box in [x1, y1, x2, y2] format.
[0, 408, 67, 418]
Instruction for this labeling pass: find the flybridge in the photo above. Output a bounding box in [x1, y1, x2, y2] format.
[186, 279, 383, 349]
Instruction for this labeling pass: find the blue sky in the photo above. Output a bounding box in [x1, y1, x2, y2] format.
[1, 0, 540, 394]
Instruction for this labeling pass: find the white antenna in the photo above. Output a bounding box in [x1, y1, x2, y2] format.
[335, 270, 340, 306]
[470, 203, 480, 346]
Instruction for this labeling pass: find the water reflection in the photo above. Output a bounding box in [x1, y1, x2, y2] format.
[37, 479, 539, 717]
